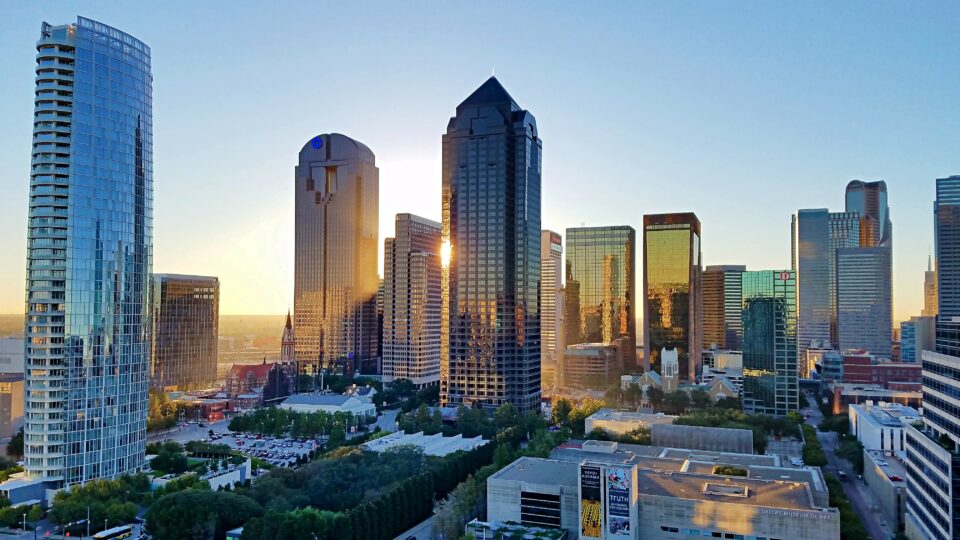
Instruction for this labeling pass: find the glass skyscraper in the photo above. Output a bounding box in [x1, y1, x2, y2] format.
[541, 230, 563, 387]
[564, 226, 636, 371]
[793, 209, 859, 357]
[904, 176, 960, 540]
[440, 77, 541, 413]
[845, 180, 892, 248]
[741, 270, 798, 416]
[702, 265, 746, 351]
[836, 247, 893, 356]
[294, 134, 379, 376]
[643, 213, 701, 381]
[24, 17, 152, 486]
[382, 214, 442, 388]
[149, 275, 219, 390]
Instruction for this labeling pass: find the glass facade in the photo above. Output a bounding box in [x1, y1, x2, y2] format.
[741, 270, 798, 416]
[149, 275, 219, 390]
[441, 77, 541, 414]
[294, 134, 379, 376]
[643, 213, 701, 381]
[564, 226, 635, 371]
[845, 180, 892, 248]
[835, 247, 893, 356]
[541, 230, 563, 388]
[382, 214, 442, 388]
[702, 265, 745, 351]
[25, 17, 152, 485]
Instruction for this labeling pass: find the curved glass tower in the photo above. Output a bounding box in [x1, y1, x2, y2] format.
[25, 17, 152, 486]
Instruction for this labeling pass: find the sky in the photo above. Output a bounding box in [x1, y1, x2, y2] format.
[0, 1, 957, 321]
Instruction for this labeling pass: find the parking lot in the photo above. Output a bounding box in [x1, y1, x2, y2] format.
[212, 430, 323, 468]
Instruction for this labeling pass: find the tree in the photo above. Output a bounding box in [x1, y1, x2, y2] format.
[493, 403, 519, 430]
[6, 428, 22, 460]
[389, 379, 417, 399]
[688, 388, 710, 410]
[146, 489, 263, 540]
[648, 387, 665, 409]
[661, 391, 690, 415]
[26, 504, 43, 523]
[551, 398, 573, 426]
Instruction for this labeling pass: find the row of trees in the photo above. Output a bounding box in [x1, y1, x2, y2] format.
[0, 497, 42, 530]
[824, 473, 869, 540]
[398, 402, 547, 440]
[675, 408, 803, 454]
[48, 475, 151, 535]
[228, 406, 353, 444]
[801, 424, 828, 466]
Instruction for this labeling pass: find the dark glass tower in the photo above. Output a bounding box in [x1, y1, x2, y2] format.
[24, 17, 152, 485]
[643, 213, 701, 381]
[741, 270, 798, 416]
[564, 226, 636, 371]
[150, 275, 219, 390]
[440, 77, 541, 413]
[294, 134, 379, 376]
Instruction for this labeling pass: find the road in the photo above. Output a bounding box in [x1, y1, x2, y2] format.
[394, 516, 433, 540]
[803, 392, 891, 540]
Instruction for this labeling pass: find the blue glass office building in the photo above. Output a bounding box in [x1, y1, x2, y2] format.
[440, 77, 542, 413]
[741, 270, 798, 416]
[24, 17, 152, 485]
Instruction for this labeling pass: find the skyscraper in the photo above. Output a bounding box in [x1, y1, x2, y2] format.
[702, 265, 746, 351]
[924, 253, 938, 317]
[564, 226, 636, 371]
[440, 77, 541, 413]
[150, 275, 219, 390]
[294, 134, 379, 376]
[845, 180, 892, 248]
[793, 209, 859, 356]
[643, 213, 701, 382]
[541, 230, 563, 387]
[900, 315, 934, 362]
[836, 247, 893, 356]
[24, 17, 152, 485]
[741, 270, 798, 416]
[904, 176, 960, 540]
[382, 214, 442, 388]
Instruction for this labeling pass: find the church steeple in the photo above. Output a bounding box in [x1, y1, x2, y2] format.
[281, 310, 295, 363]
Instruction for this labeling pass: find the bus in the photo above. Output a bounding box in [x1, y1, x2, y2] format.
[93, 525, 134, 539]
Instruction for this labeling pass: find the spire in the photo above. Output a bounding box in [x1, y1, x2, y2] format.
[457, 76, 518, 109]
[929, 249, 933, 272]
[285, 309, 292, 329]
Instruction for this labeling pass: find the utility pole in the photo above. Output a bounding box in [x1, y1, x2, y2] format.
[86, 507, 90, 538]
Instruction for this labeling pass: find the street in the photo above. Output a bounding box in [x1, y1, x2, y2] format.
[802, 392, 891, 540]
[394, 516, 433, 540]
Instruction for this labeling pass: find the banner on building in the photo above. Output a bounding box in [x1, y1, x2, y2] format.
[579, 465, 603, 538]
[605, 467, 632, 536]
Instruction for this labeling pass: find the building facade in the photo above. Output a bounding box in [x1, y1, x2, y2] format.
[564, 226, 635, 372]
[294, 133, 379, 375]
[793, 209, 860, 358]
[836, 246, 893, 356]
[901, 315, 936, 362]
[562, 342, 623, 390]
[541, 230, 563, 388]
[643, 213, 701, 381]
[23, 17, 152, 486]
[382, 213, 442, 388]
[440, 77, 541, 413]
[846, 179, 893, 248]
[702, 265, 746, 351]
[924, 254, 939, 317]
[741, 270, 798, 416]
[149, 274, 219, 390]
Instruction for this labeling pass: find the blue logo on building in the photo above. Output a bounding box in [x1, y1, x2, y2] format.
[311, 136, 324, 149]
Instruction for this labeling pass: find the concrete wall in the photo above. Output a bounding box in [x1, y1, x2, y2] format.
[651, 424, 753, 454]
[862, 451, 905, 531]
[487, 477, 578, 538]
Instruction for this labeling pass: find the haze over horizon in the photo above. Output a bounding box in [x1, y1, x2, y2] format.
[1, 1, 957, 320]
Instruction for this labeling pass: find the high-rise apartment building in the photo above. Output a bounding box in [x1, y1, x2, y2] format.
[904, 176, 960, 540]
[793, 209, 860, 357]
[149, 274, 219, 390]
[836, 247, 893, 357]
[741, 270, 798, 416]
[702, 265, 746, 351]
[643, 213, 701, 381]
[541, 230, 563, 387]
[440, 77, 541, 413]
[924, 254, 938, 317]
[294, 134, 379, 376]
[24, 17, 152, 486]
[564, 226, 636, 371]
[382, 214, 442, 388]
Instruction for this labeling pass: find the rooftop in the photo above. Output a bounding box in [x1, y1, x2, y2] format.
[634, 467, 821, 511]
[586, 409, 677, 425]
[362, 431, 488, 457]
[865, 450, 908, 485]
[281, 394, 353, 407]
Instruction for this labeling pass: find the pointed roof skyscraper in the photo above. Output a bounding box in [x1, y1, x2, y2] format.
[457, 76, 519, 110]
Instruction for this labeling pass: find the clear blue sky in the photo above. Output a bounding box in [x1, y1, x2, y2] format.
[1, 1, 957, 320]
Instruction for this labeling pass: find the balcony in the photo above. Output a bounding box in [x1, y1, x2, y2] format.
[33, 133, 71, 144]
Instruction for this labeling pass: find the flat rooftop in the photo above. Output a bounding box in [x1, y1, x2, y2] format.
[635, 468, 819, 511]
[586, 409, 678, 425]
[491, 456, 580, 487]
[865, 450, 908, 485]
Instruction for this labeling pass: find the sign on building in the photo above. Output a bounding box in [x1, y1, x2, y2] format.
[579, 465, 603, 538]
[579, 462, 638, 539]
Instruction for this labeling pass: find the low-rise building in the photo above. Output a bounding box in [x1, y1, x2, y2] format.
[278, 394, 376, 419]
[584, 409, 677, 438]
[0, 374, 24, 440]
[362, 431, 488, 456]
[848, 402, 921, 452]
[842, 351, 921, 386]
[224, 360, 297, 401]
[863, 449, 907, 532]
[562, 343, 622, 389]
[650, 423, 754, 454]
[344, 384, 378, 403]
[487, 441, 838, 540]
[827, 382, 922, 415]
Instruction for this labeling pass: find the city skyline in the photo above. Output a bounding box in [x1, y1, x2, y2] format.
[0, 3, 958, 320]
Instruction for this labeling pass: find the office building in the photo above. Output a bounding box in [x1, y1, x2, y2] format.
[901, 315, 936, 362]
[562, 342, 623, 390]
[486, 442, 839, 540]
[905, 175, 960, 540]
[848, 402, 920, 452]
[0, 339, 24, 375]
[382, 213, 442, 388]
[924, 254, 938, 317]
[440, 77, 541, 413]
[846, 179, 892, 248]
[836, 247, 893, 356]
[541, 231, 564, 388]
[643, 213, 701, 381]
[702, 265, 745, 351]
[741, 270, 798, 416]
[294, 133, 379, 375]
[23, 17, 152, 486]
[793, 209, 860, 357]
[149, 274, 219, 390]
